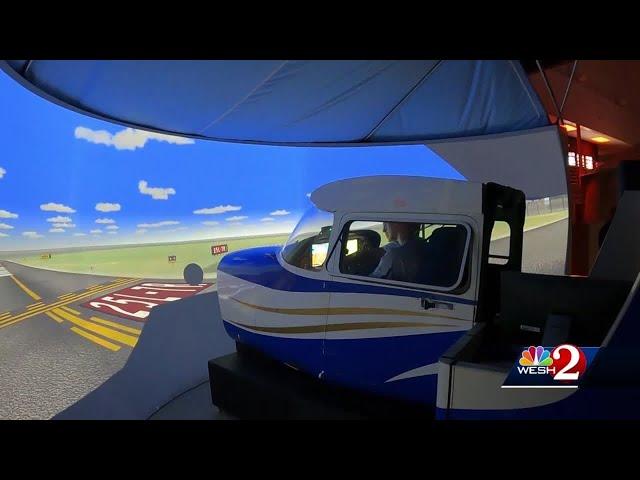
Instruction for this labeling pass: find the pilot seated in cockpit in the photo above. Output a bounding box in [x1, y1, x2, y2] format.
[370, 222, 427, 282]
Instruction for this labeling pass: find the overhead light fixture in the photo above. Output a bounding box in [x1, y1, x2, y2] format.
[591, 136, 610, 143]
[561, 124, 577, 132]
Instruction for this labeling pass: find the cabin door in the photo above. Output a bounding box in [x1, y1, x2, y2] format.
[321, 213, 479, 404]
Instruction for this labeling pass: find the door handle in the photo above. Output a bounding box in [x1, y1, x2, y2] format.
[421, 297, 454, 311]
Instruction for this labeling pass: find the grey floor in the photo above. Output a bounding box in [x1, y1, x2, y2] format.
[149, 381, 235, 420]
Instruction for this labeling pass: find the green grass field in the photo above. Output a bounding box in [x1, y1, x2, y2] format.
[3, 234, 289, 280]
[2, 210, 568, 280]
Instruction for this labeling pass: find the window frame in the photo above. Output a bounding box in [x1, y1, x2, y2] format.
[326, 212, 473, 293]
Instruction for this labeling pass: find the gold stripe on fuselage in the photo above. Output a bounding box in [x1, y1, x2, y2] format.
[231, 297, 468, 322]
[227, 319, 465, 335]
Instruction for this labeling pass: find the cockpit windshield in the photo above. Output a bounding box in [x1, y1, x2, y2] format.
[281, 205, 334, 271]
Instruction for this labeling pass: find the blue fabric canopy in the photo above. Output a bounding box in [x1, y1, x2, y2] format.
[1, 60, 548, 145]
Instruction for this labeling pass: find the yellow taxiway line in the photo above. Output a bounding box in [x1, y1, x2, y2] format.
[45, 311, 64, 323]
[52, 308, 138, 348]
[43, 305, 141, 351]
[1, 274, 144, 351]
[58, 292, 78, 300]
[89, 316, 142, 335]
[0, 277, 139, 330]
[60, 305, 81, 315]
[10, 275, 42, 301]
[69, 326, 121, 351]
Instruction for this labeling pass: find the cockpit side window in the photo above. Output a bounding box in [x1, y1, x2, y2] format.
[338, 220, 470, 290]
[281, 206, 334, 271]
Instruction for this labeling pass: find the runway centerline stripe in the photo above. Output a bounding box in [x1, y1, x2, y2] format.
[69, 326, 121, 352]
[9, 275, 42, 301]
[0, 278, 139, 329]
[89, 316, 142, 335]
[52, 308, 138, 347]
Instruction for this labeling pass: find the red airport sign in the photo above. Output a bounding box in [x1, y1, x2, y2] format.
[211, 244, 228, 255]
[81, 282, 212, 322]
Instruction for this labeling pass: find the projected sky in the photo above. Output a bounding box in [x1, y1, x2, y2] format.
[0, 71, 465, 251]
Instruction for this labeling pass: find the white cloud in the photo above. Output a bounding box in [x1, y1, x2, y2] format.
[95, 218, 116, 224]
[164, 226, 188, 233]
[95, 202, 121, 213]
[260, 217, 275, 222]
[73, 233, 87, 237]
[49, 228, 65, 233]
[23, 231, 43, 239]
[0, 223, 13, 230]
[75, 127, 111, 146]
[270, 209, 291, 216]
[106, 225, 119, 230]
[201, 221, 219, 226]
[107, 231, 117, 235]
[138, 180, 176, 200]
[135, 229, 147, 235]
[0, 233, 8, 237]
[137, 221, 180, 228]
[47, 216, 72, 223]
[0, 167, 5, 179]
[75, 126, 194, 151]
[226, 216, 248, 222]
[193, 205, 241, 215]
[0, 209, 18, 219]
[90, 229, 102, 234]
[53, 223, 75, 229]
[40, 202, 76, 213]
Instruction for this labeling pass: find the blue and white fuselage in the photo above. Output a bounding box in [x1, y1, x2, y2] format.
[217, 176, 489, 406]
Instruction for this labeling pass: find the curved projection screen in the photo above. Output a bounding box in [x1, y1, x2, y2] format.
[0, 67, 568, 279]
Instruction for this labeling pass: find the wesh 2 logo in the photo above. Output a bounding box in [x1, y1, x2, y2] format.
[502, 344, 593, 388]
[517, 345, 587, 380]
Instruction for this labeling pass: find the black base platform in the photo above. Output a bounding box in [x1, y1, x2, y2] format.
[208, 346, 434, 420]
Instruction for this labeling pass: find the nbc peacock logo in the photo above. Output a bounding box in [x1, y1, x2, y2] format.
[519, 346, 553, 367]
[503, 344, 594, 388]
[517, 346, 557, 376]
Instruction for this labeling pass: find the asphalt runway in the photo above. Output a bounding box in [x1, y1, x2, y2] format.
[491, 218, 568, 275]
[0, 260, 215, 419]
[0, 262, 121, 305]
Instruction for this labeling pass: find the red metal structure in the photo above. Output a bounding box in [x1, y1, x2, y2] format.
[528, 61, 640, 276]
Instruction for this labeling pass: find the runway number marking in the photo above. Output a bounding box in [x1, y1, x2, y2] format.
[82, 282, 211, 321]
